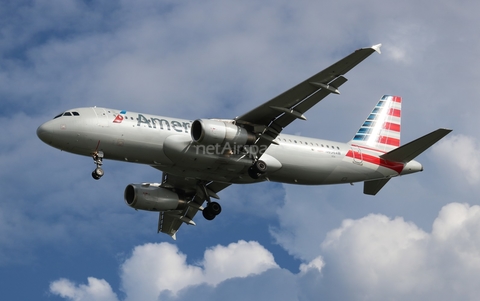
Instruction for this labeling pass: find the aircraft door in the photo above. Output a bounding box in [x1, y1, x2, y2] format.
[93, 107, 109, 127]
[351, 146, 363, 165]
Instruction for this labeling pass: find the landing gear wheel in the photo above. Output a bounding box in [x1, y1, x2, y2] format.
[202, 207, 216, 220]
[209, 201, 222, 215]
[94, 167, 104, 177]
[92, 171, 101, 180]
[254, 160, 267, 173]
[248, 160, 267, 179]
[92, 167, 104, 180]
[248, 166, 260, 179]
[202, 202, 222, 220]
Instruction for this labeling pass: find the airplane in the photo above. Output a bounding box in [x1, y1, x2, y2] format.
[37, 43, 451, 239]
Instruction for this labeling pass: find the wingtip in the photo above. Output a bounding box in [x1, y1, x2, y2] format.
[371, 43, 382, 54]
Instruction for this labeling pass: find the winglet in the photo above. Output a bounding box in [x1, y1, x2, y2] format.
[371, 43, 382, 54]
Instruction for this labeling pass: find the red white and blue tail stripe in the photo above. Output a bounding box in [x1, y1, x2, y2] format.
[350, 95, 402, 152]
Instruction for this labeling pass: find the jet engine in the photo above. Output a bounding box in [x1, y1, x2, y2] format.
[191, 119, 255, 146]
[124, 184, 186, 211]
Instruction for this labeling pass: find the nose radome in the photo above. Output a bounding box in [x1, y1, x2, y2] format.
[37, 122, 53, 144]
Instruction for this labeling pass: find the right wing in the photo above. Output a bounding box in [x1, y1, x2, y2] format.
[235, 44, 382, 158]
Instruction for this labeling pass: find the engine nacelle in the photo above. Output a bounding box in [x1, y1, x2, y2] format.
[124, 184, 185, 211]
[191, 119, 255, 146]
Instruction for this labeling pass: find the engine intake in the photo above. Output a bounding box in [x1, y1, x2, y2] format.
[191, 119, 255, 146]
[124, 184, 185, 211]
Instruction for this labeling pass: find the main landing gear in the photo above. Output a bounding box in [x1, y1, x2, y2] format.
[202, 201, 222, 221]
[201, 160, 267, 221]
[201, 160, 266, 221]
[199, 184, 222, 221]
[248, 160, 267, 179]
[91, 151, 104, 180]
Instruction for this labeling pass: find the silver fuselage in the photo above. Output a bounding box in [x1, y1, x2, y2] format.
[37, 107, 421, 185]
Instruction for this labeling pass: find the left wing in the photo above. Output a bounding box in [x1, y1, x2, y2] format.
[155, 172, 230, 239]
[235, 44, 382, 157]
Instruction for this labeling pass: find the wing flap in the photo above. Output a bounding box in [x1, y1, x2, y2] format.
[156, 172, 231, 239]
[236, 44, 381, 126]
[158, 212, 182, 239]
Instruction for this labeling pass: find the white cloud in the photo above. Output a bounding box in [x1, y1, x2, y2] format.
[119, 240, 278, 300]
[49, 240, 298, 301]
[321, 214, 432, 298]
[319, 202, 480, 301]
[299, 257, 325, 274]
[270, 185, 350, 261]
[50, 277, 119, 301]
[50, 203, 480, 301]
[202, 240, 278, 285]
[432, 134, 480, 185]
[120, 242, 203, 300]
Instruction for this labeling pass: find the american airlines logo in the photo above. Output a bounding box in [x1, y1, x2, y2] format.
[113, 110, 127, 123]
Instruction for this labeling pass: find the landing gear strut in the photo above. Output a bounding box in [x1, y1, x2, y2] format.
[199, 184, 222, 221]
[91, 151, 104, 180]
[248, 160, 267, 179]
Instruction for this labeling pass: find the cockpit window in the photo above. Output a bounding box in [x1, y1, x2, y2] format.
[53, 111, 80, 119]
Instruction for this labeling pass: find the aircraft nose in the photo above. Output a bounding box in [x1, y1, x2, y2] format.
[37, 121, 54, 144]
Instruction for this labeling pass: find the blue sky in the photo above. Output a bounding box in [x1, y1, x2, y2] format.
[2, 0, 480, 300]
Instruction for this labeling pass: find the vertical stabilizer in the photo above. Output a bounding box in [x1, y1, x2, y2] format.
[350, 95, 402, 152]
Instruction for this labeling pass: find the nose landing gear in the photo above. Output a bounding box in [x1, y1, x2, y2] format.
[91, 151, 104, 180]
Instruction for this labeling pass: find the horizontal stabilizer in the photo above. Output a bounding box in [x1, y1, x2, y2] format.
[380, 128, 452, 163]
[364, 178, 391, 195]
